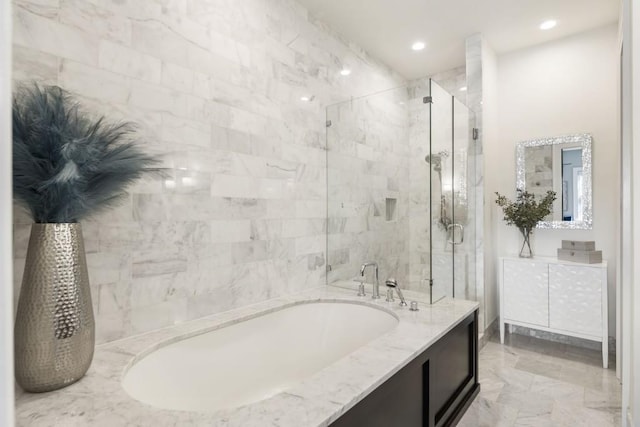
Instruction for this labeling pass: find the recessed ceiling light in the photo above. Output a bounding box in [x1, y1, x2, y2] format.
[539, 20, 557, 30]
[411, 41, 426, 51]
[340, 68, 351, 76]
[459, 86, 467, 92]
[300, 96, 311, 102]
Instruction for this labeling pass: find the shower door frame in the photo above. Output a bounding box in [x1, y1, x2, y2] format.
[427, 79, 477, 306]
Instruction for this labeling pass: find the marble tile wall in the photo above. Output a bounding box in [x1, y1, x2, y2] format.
[465, 34, 486, 331]
[325, 88, 411, 287]
[11, 0, 405, 343]
[324, 67, 482, 305]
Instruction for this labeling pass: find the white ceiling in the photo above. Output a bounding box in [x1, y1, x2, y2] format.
[295, 0, 620, 79]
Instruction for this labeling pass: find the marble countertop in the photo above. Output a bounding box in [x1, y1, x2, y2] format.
[16, 284, 478, 427]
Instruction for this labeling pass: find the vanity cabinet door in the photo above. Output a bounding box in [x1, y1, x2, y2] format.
[549, 264, 602, 338]
[503, 260, 549, 327]
[330, 312, 479, 427]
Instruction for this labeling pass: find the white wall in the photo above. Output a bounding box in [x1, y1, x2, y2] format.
[1, 0, 14, 424]
[621, 0, 640, 423]
[489, 24, 620, 337]
[481, 39, 498, 330]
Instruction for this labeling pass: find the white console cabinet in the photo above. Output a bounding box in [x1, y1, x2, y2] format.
[499, 256, 608, 368]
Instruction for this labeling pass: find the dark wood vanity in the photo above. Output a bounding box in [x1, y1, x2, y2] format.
[331, 310, 479, 427]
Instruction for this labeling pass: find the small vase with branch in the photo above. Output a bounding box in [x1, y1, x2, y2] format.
[495, 189, 556, 258]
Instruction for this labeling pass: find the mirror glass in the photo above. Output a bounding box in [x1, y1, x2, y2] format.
[516, 134, 592, 229]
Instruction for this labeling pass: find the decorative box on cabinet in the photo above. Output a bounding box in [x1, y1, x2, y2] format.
[498, 256, 608, 368]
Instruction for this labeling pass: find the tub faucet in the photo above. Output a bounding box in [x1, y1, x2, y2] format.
[360, 262, 380, 299]
[385, 278, 408, 307]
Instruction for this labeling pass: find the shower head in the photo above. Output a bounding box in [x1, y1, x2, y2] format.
[424, 150, 450, 165]
[424, 154, 438, 164]
[425, 154, 441, 174]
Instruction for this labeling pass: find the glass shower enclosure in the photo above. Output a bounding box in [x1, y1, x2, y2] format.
[325, 79, 477, 308]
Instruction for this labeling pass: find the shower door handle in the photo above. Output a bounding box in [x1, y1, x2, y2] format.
[447, 223, 464, 245]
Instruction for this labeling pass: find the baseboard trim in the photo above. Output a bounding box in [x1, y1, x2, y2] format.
[478, 318, 499, 349]
[508, 323, 616, 353]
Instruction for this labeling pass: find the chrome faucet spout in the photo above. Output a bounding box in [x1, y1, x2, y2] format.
[360, 262, 380, 299]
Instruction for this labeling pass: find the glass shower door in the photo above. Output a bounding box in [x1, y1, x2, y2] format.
[427, 79, 476, 303]
[428, 80, 454, 302]
[452, 96, 476, 302]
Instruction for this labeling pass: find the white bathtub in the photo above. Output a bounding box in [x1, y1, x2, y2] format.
[122, 301, 398, 412]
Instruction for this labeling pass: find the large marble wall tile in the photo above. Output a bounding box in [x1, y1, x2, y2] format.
[59, 59, 131, 104]
[161, 61, 195, 93]
[161, 113, 211, 148]
[14, 0, 60, 19]
[83, 0, 163, 22]
[12, 0, 404, 343]
[12, 45, 58, 84]
[98, 40, 161, 83]
[13, 6, 98, 65]
[131, 20, 190, 65]
[59, 0, 133, 46]
[128, 80, 189, 116]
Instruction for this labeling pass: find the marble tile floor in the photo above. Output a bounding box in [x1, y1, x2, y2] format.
[458, 333, 621, 427]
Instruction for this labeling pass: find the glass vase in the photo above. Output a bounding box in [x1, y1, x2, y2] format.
[519, 229, 533, 258]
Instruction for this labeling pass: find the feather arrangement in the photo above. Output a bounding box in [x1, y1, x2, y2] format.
[12, 84, 160, 223]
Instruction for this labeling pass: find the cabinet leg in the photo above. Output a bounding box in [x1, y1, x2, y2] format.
[602, 341, 608, 369]
[500, 321, 505, 344]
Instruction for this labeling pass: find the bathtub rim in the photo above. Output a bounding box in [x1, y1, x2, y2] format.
[120, 298, 400, 388]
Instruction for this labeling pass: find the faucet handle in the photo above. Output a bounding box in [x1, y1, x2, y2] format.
[385, 278, 398, 288]
[352, 276, 366, 297]
[386, 288, 395, 302]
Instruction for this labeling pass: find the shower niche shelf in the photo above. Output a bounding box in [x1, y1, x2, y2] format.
[385, 198, 397, 222]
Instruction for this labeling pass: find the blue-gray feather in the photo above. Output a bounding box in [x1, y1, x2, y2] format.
[13, 84, 161, 223]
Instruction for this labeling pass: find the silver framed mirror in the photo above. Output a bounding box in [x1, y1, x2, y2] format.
[516, 133, 592, 230]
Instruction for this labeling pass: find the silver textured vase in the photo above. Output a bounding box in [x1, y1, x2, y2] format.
[15, 223, 95, 392]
